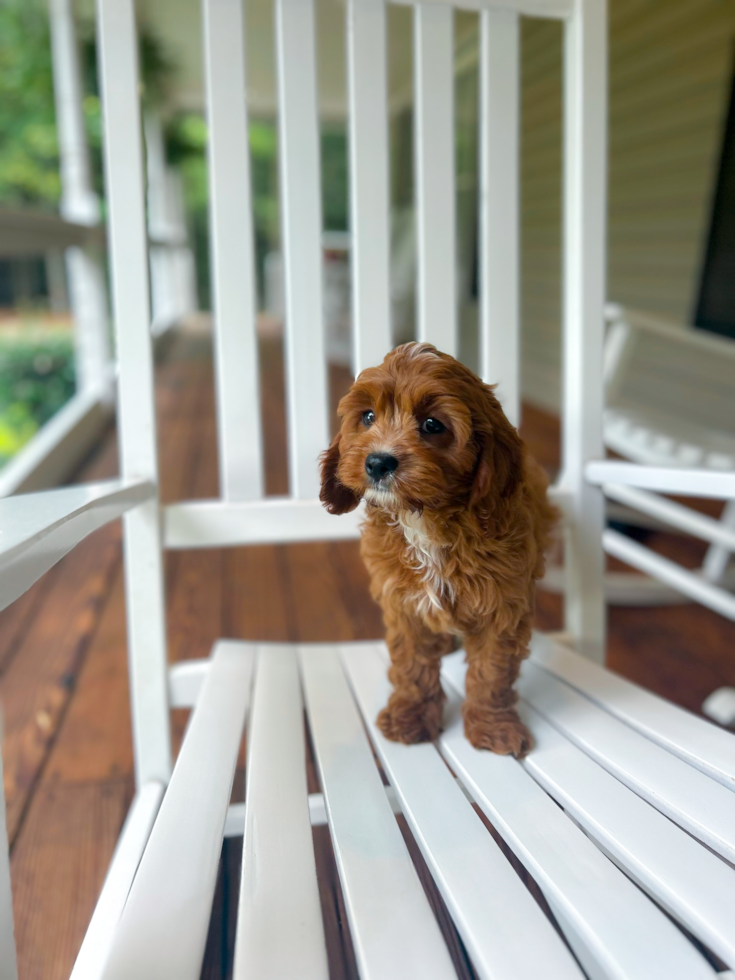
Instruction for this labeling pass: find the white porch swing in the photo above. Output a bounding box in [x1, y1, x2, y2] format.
[1, 0, 735, 977]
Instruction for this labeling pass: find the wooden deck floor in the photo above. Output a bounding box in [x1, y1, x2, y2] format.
[3, 325, 734, 978]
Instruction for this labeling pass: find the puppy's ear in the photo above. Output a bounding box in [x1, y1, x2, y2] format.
[470, 399, 524, 505]
[319, 433, 360, 515]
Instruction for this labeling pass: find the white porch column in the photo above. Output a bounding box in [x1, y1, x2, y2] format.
[48, 0, 111, 397]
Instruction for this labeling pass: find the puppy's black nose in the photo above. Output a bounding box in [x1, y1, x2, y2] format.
[365, 452, 399, 481]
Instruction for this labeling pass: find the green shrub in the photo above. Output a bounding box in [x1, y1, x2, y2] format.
[0, 334, 76, 466]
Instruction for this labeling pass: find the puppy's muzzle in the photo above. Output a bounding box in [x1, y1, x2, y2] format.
[365, 452, 399, 483]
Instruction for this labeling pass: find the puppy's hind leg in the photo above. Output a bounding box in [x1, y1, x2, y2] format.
[462, 613, 533, 758]
[377, 612, 453, 744]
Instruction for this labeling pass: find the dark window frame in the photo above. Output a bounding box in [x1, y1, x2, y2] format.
[694, 45, 735, 340]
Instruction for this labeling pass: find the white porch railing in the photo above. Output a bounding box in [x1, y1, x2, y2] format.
[0, 207, 115, 498]
[0, 0, 197, 499]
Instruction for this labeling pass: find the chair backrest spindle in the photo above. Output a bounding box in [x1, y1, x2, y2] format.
[478, 7, 521, 428]
[414, 3, 458, 357]
[346, 0, 393, 376]
[96, 0, 607, 729]
[275, 0, 330, 497]
[203, 0, 264, 501]
[165, 0, 607, 656]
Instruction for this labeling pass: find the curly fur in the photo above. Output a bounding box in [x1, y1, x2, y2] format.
[319, 342, 558, 757]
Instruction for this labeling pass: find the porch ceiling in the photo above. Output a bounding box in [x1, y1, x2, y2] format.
[81, 0, 476, 120]
[74, 0, 406, 119]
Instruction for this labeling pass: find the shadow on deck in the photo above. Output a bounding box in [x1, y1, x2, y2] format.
[2, 323, 733, 978]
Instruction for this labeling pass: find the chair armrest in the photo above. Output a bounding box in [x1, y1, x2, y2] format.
[0, 479, 154, 612]
[586, 460, 735, 499]
[605, 304, 735, 360]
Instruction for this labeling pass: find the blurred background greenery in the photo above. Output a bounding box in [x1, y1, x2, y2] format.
[0, 0, 72, 465]
[0, 2, 61, 209]
[0, 0, 349, 467]
[0, 332, 75, 465]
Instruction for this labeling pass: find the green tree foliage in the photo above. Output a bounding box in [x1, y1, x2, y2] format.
[165, 112, 349, 307]
[0, 2, 178, 465]
[77, 21, 178, 205]
[321, 124, 348, 232]
[166, 113, 284, 307]
[0, 0, 60, 208]
[0, 0, 177, 210]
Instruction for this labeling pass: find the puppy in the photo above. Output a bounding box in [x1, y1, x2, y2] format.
[320, 342, 557, 757]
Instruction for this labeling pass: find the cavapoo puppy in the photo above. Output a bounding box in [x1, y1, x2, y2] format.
[320, 342, 557, 757]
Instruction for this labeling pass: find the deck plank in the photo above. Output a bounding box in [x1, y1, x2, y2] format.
[1, 525, 122, 841]
[11, 779, 131, 980]
[285, 542, 358, 643]
[223, 545, 293, 643]
[42, 567, 132, 786]
[0, 578, 55, 675]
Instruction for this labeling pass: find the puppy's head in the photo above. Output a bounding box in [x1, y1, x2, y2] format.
[319, 342, 523, 515]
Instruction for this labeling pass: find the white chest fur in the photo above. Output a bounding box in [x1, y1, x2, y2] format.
[395, 511, 453, 613]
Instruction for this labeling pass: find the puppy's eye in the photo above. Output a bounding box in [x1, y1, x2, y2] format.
[362, 410, 376, 427]
[421, 417, 445, 435]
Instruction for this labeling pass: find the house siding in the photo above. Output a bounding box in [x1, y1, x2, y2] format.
[521, 0, 735, 410]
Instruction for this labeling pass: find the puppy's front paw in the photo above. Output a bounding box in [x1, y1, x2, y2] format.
[463, 706, 533, 758]
[377, 695, 443, 744]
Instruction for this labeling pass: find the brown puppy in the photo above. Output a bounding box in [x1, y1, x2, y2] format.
[320, 342, 557, 757]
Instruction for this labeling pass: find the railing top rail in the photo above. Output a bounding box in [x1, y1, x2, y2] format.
[586, 461, 735, 499]
[0, 206, 103, 257]
[388, 0, 572, 19]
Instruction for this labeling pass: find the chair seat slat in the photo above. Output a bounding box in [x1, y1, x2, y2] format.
[341, 645, 584, 980]
[299, 646, 456, 980]
[71, 783, 164, 980]
[517, 660, 735, 864]
[530, 634, 735, 789]
[439, 660, 716, 980]
[101, 642, 254, 980]
[234, 648, 328, 979]
[521, 704, 735, 967]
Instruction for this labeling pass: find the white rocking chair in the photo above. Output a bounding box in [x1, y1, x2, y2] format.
[2, 0, 735, 977]
[602, 303, 735, 599]
[601, 304, 735, 724]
